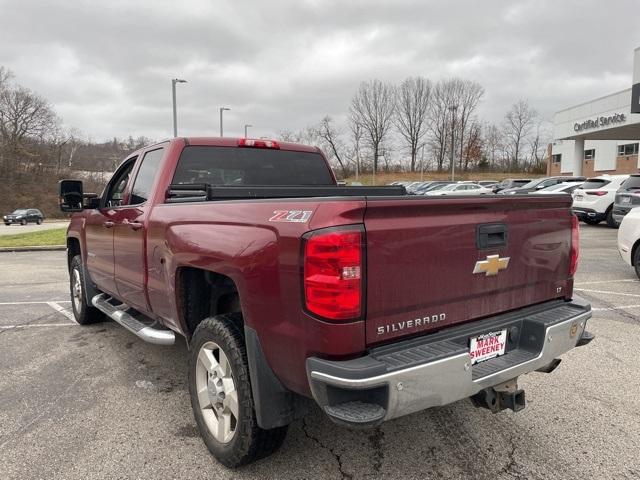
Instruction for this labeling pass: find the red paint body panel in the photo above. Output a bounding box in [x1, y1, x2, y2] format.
[363, 195, 574, 345]
[66, 137, 576, 398]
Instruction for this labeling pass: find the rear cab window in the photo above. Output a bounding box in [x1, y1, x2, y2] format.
[171, 146, 335, 186]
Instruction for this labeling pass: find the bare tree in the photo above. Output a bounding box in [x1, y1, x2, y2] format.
[455, 80, 484, 171]
[503, 99, 537, 169]
[483, 122, 503, 169]
[463, 120, 482, 171]
[0, 85, 58, 172]
[348, 114, 363, 179]
[349, 79, 396, 171]
[428, 80, 455, 172]
[395, 76, 432, 172]
[317, 116, 349, 178]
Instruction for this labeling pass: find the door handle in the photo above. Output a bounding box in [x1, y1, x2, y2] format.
[128, 222, 143, 231]
[103, 221, 115, 229]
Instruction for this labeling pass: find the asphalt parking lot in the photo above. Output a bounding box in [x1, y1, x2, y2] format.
[1, 225, 639, 480]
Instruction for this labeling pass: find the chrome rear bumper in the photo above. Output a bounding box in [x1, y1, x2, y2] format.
[307, 298, 592, 427]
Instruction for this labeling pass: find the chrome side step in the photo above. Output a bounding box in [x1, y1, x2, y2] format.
[91, 293, 175, 345]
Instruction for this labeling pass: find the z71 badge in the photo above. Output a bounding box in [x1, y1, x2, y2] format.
[269, 210, 313, 223]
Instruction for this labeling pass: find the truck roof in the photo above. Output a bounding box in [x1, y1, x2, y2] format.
[179, 137, 320, 153]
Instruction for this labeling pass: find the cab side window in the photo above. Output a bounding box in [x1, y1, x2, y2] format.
[130, 148, 164, 205]
[104, 158, 136, 208]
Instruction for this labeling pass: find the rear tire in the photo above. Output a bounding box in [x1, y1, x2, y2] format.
[188, 314, 288, 467]
[36, 218, 42, 225]
[70, 255, 104, 324]
[605, 208, 619, 228]
[634, 247, 640, 280]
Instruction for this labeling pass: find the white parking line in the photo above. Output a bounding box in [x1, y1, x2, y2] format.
[575, 288, 640, 298]
[0, 323, 77, 329]
[575, 279, 638, 286]
[0, 300, 71, 305]
[46, 302, 78, 324]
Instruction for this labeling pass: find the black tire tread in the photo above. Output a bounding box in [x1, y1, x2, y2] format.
[70, 255, 103, 325]
[605, 208, 618, 228]
[634, 247, 640, 280]
[189, 314, 287, 467]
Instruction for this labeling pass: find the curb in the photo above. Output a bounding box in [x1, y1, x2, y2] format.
[0, 245, 66, 252]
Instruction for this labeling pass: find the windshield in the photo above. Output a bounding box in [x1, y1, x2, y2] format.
[620, 176, 640, 191]
[12, 209, 28, 215]
[429, 183, 451, 191]
[439, 184, 458, 191]
[539, 183, 566, 192]
[519, 179, 544, 189]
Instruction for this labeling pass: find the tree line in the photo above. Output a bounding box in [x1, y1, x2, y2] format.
[0, 66, 150, 216]
[279, 77, 549, 178]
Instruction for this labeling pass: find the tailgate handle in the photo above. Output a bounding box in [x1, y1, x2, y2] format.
[477, 223, 508, 249]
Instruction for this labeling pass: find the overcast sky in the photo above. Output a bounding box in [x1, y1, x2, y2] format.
[0, 0, 638, 142]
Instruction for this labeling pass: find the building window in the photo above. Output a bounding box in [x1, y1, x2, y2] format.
[584, 149, 595, 160]
[617, 143, 639, 156]
[551, 154, 561, 163]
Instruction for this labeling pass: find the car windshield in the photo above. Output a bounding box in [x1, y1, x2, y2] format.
[429, 183, 451, 191]
[539, 184, 566, 192]
[12, 209, 28, 215]
[519, 179, 544, 189]
[620, 176, 640, 190]
[439, 184, 458, 191]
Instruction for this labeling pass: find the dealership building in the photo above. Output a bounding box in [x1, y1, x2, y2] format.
[548, 47, 640, 177]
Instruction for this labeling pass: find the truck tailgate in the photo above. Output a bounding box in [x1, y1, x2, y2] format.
[363, 195, 573, 345]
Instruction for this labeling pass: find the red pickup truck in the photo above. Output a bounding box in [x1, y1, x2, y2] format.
[59, 137, 593, 467]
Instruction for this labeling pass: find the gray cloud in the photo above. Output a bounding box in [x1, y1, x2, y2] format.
[0, 0, 637, 141]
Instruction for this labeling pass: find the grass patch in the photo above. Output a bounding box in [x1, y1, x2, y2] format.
[0, 227, 67, 247]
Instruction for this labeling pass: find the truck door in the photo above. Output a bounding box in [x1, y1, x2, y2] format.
[84, 157, 137, 297]
[113, 147, 165, 311]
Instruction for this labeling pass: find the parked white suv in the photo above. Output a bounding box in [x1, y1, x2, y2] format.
[572, 175, 629, 228]
[617, 207, 640, 278]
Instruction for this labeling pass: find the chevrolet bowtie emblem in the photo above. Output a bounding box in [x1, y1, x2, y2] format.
[473, 254, 510, 276]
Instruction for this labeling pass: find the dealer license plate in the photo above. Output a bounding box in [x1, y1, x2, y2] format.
[574, 195, 583, 201]
[469, 330, 507, 365]
[621, 196, 631, 204]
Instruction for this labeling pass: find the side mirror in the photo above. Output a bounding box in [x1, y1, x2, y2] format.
[59, 180, 85, 212]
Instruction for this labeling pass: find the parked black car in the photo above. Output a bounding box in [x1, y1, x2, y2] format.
[492, 178, 532, 193]
[613, 174, 640, 224]
[499, 176, 586, 195]
[3, 209, 45, 226]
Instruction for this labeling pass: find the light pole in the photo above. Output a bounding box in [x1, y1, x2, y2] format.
[171, 78, 187, 137]
[448, 104, 458, 181]
[420, 143, 426, 181]
[244, 124, 252, 138]
[219, 107, 230, 137]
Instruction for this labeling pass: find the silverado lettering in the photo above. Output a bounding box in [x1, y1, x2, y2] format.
[377, 313, 446, 335]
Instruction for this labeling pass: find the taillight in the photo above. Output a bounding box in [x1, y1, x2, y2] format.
[586, 191, 607, 196]
[238, 138, 280, 149]
[569, 215, 580, 276]
[303, 227, 363, 321]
